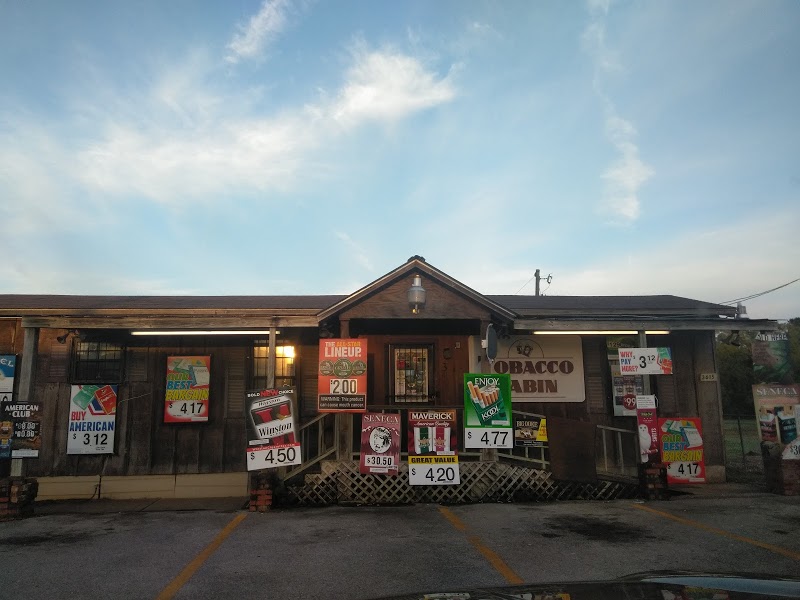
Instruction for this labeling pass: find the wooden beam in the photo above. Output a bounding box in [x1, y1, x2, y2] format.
[20, 316, 320, 329]
[513, 319, 776, 332]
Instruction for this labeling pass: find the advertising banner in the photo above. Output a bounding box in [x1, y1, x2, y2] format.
[491, 335, 585, 402]
[2, 400, 41, 458]
[245, 387, 302, 471]
[752, 332, 793, 385]
[514, 415, 547, 447]
[318, 339, 367, 412]
[464, 373, 513, 448]
[753, 384, 799, 451]
[658, 418, 705, 483]
[359, 412, 401, 475]
[67, 385, 117, 455]
[607, 336, 643, 416]
[619, 347, 673, 375]
[407, 409, 459, 485]
[0, 355, 16, 459]
[164, 356, 211, 423]
[636, 398, 659, 465]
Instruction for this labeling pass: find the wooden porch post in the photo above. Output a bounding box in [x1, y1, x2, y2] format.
[336, 318, 353, 460]
[480, 320, 498, 462]
[267, 326, 277, 389]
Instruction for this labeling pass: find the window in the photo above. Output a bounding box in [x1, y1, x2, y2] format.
[71, 341, 124, 383]
[389, 344, 434, 403]
[252, 342, 296, 390]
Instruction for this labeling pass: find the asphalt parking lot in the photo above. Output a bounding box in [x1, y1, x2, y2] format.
[1, 490, 798, 600]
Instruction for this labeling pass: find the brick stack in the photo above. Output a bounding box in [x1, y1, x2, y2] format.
[249, 473, 273, 512]
[778, 459, 800, 496]
[638, 462, 669, 500]
[0, 477, 38, 521]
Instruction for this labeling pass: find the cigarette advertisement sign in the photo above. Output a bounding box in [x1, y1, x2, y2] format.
[752, 332, 793, 385]
[0, 355, 16, 459]
[318, 339, 367, 412]
[753, 384, 799, 459]
[408, 410, 460, 485]
[619, 347, 673, 375]
[464, 373, 512, 448]
[637, 403, 659, 465]
[359, 412, 401, 475]
[658, 418, 705, 483]
[514, 415, 547, 447]
[245, 387, 302, 471]
[607, 337, 643, 416]
[67, 385, 117, 455]
[164, 356, 210, 423]
[491, 336, 585, 402]
[2, 400, 41, 458]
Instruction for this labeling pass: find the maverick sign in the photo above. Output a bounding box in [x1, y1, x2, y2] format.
[491, 336, 585, 402]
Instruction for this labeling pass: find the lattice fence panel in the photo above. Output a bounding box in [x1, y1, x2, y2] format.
[282, 461, 639, 507]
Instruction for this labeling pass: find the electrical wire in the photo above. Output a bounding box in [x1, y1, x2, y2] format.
[720, 277, 800, 305]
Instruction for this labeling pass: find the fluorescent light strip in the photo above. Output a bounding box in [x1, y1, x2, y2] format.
[531, 330, 670, 335]
[131, 330, 277, 336]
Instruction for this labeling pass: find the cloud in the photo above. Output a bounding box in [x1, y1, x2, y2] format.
[332, 48, 457, 126]
[226, 0, 291, 64]
[583, 2, 653, 223]
[334, 231, 374, 271]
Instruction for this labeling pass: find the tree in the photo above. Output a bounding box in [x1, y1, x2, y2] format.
[716, 332, 755, 416]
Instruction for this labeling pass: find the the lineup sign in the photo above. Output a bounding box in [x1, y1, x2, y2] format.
[245, 387, 302, 471]
[164, 356, 210, 423]
[68, 385, 117, 455]
[318, 339, 367, 412]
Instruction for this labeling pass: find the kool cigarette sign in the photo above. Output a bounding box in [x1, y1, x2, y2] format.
[318, 339, 367, 412]
[464, 373, 513, 448]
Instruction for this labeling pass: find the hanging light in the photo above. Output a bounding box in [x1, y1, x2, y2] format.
[408, 275, 426, 314]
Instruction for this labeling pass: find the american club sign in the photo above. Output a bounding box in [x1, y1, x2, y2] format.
[491, 336, 585, 402]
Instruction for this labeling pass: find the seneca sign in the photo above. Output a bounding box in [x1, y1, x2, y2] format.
[491, 336, 585, 403]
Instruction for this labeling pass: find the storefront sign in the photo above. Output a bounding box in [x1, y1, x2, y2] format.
[318, 339, 367, 412]
[464, 373, 512, 448]
[67, 385, 117, 455]
[658, 418, 705, 483]
[245, 387, 302, 471]
[408, 410, 459, 485]
[607, 337, 643, 416]
[164, 356, 210, 423]
[752, 332, 793, 385]
[619, 347, 673, 375]
[2, 400, 41, 458]
[637, 407, 659, 464]
[359, 412, 400, 475]
[753, 384, 799, 447]
[0, 355, 16, 459]
[492, 336, 585, 402]
[514, 415, 547, 447]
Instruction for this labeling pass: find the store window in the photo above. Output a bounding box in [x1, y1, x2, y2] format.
[71, 341, 125, 383]
[252, 342, 296, 389]
[389, 344, 434, 403]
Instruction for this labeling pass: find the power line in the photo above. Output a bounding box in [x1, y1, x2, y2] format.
[720, 276, 800, 305]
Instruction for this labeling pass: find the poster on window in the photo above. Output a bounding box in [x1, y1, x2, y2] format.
[67, 385, 117, 455]
[318, 339, 367, 412]
[245, 387, 302, 471]
[407, 409, 459, 485]
[658, 417, 705, 483]
[0, 355, 16, 459]
[464, 373, 513, 448]
[164, 356, 210, 423]
[393, 347, 430, 402]
[359, 412, 401, 475]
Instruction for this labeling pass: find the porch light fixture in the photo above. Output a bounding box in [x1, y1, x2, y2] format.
[531, 330, 670, 335]
[408, 275, 426, 314]
[131, 330, 276, 336]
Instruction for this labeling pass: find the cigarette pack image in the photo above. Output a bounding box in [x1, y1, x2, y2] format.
[190, 364, 210, 387]
[467, 381, 509, 426]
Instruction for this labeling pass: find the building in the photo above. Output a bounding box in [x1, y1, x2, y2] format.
[0, 257, 775, 501]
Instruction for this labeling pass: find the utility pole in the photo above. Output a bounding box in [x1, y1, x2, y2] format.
[535, 269, 541, 296]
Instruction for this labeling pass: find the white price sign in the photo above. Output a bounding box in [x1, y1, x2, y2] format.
[363, 454, 395, 468]
[618, 347, 673, 375]
[166, 400, 208, 421]
[409, 463, 461, 486]
[247, 443, 302, 471]
[465, 428, 513, 449]
[667, 461, 703, 482]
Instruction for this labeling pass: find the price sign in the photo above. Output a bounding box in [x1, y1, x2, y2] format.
[166, 400, 209, 420]
[164, 356, 211, 423]
[409, 463, 461, 486]
[68, 385, 117, 455]
[618, 348, 673, 375]
[363, 455, 395, 468]
[247, 444, 302, 471]
[318, 339, 367, 412]
[667, 461, 703, 482]
[465, 428, 513, 449]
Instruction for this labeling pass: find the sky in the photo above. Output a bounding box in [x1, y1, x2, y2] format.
[1, 0, 798, 320]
